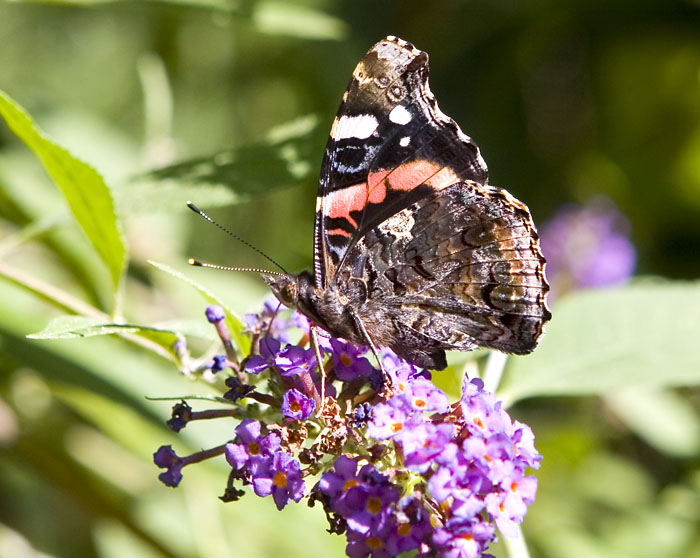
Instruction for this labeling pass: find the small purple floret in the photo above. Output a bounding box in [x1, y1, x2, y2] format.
[252, 451, 306, 510]
[244, 337, 282, 374]
[205, 305, 226, 323]
[281, 388, 316, 420]
[153, 445, 184, 487]
[166, 401, 192, 432]
[209, 354, 227, 373]
[274, 344, 317, 377]
[225, 419, 280, 476]
[330, 339, 375, 381]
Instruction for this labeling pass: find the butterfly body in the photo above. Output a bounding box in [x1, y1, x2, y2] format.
[265, 36, 551, 370]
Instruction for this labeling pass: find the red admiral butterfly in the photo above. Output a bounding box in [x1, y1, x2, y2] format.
[264, 36, 551, 370]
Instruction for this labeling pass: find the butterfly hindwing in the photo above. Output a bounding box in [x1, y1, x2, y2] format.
[336, 181, 551, 368]
[314, 36, 488, 289]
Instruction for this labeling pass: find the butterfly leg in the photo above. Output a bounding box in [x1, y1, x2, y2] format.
[310, 325, 327, 409]
[350, 311, 397, 396]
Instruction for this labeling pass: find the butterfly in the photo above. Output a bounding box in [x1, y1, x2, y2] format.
[264, 36, 551, 370]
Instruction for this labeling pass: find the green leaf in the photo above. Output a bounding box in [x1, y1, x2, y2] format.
[148, 260, 250, 355]
[119, 179, 240, 216]
[27, 315, 187, 359]
[500, 280, 700, 403]
[27, 315, 137, 339]
[140, 114, 319, 201]
[606, 388, 700, 458]
[0, 90, 126, 291]
[252, 1, 348, 40]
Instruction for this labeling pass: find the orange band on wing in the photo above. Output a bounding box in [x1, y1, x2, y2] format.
[325, 183, 368, 227]
[327, 227, 353, 237]
[325, 161, 461, 229]
[379, 160, 460, 194]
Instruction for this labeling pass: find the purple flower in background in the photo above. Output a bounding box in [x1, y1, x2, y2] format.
[281, 388, 316, 420]
[243, 297, 298, 343]
[539, 197, 636, 299]
[208, 354, 228, 373]
[288, 310, 310, 333]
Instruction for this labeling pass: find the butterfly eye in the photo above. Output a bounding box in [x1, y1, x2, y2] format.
[279, 282, 297, 306]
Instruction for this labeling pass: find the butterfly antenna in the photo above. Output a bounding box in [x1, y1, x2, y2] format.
[188, 259, 285, 276]
[187, 201, 288, 274]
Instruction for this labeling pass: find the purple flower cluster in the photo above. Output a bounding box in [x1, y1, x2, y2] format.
[225, 419, 305, 510]
[431, 379, 540, 548]
[328, 374, 540, 557]
[153, 300, 542, 558]
[318, 456, 432, 557]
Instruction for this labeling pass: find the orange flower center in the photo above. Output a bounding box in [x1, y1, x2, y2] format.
[397, 523, 412, 537]
[458, 533, 474, 542]
[367, 496, 382, 514]
[247, 442, 260, 456]
[273, 471, 288, 488]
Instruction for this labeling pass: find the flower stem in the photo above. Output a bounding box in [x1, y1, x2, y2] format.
[504, 524, 531, 558]
[191, 409, 241, 420]
[247, 391, 280, 407]
[182, 443, 227, 466]
[298, 369, 322, 409]
[482, 350, 509, 394]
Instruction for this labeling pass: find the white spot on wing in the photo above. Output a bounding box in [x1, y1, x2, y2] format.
[377, 208, 416, 240]
[330, 114, 379, 140]
[399, 136, 410, 147]
[389, 105, 412, 125]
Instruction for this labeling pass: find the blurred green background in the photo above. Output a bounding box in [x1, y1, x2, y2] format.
[1, 1, 699, 557]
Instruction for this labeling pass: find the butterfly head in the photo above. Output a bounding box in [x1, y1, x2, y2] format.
[261, 273, 297, 308]
[261, 270, 318, 310]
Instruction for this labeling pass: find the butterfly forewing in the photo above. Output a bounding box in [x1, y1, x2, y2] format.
[314, 36, 488, 290]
